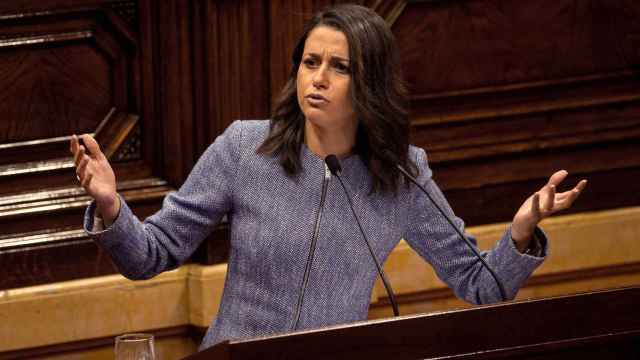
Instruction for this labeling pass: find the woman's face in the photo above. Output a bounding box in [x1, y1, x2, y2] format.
[296, 25, 357, 133]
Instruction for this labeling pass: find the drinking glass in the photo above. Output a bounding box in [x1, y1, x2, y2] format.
[114, 333, 156, 360]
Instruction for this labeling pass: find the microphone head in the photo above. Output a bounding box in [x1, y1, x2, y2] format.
[324, 155, 342, 175]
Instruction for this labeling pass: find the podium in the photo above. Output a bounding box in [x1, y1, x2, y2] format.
[183, 286, 640, 359]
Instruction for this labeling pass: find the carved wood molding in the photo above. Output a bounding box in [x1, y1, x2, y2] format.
[0, 228, 86, 251]
[0, 177, 171, 238]
[0, 7, 141, 189]
[390, 0, 640, 183]
[0, 31, 93, 47]
[0, 108, 139, 193]
[98, 109, 140, 160]
[0, 177, 175, 290]
[412, 89, 640, 166]
[410, 81, 640, 165]
[0, 0, 137, 17]
[0, 9, 138, 143]
[411, 70, 640, 126]
[0, 7, 136, 50]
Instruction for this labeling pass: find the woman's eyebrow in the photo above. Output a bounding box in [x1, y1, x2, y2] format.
[331, 56, 350, 63]
[304, 52, 350, 62]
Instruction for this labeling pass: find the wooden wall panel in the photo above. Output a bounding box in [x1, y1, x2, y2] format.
[396, 0, 640, 93]
[151, 0, 196, 185]
[150, 0, 273, 184]
[390, 0, 640, 224]
[0, 0, 131, 14]
[0, 43, 111, 142]
[0, 7, 140, 172]
[0, 1, 163, 290]
[196, 0, 271, 157]
[0, 7, 144, 183]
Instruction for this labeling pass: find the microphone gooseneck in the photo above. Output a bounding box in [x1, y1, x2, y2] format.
[396, 164, 508, 302]
[325, 155, 400, 317]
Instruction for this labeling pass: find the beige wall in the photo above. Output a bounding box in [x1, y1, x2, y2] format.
[2, 206, 639, 358]
[370, 206, 640, 317]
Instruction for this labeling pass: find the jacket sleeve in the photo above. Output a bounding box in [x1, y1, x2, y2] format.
[83, 120, 244, 280]
[403, 148, 547, 304]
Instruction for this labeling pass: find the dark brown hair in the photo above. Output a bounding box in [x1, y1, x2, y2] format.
[258, 4, 416, 193]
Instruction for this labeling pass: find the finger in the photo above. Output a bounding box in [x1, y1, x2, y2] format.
[76, 155, 90, 179]
[546, 170, 569, 188]
[556, 179, 588, 201]
[555, 179, 588, 210]
[555, 192, 573, 202]
[531, 192, 541, 217]
[81, 134, 104, 159]
[554, 188, 580, 211]
[70, 134, 78, 155]
[74, 146, 85, 167]
[575, 179, 588, 192]
[565, 180, 587, 204]
[544, 184, 556, 212]
[81, 172, 93, 189]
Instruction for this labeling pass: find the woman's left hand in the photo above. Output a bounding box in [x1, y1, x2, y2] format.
[511, 170, 588, 251]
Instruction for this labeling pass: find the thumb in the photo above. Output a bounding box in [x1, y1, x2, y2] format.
[80, 134, 105, 159]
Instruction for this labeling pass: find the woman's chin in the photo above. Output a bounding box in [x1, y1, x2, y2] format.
[303, 110, 331, 125]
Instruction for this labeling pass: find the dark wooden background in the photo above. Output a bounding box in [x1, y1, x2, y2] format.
[1, 0, 639, 291]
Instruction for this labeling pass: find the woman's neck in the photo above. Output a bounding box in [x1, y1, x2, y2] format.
[304, 120, 356, 160]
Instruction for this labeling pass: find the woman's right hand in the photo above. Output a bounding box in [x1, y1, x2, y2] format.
[70, 134, 120, 225]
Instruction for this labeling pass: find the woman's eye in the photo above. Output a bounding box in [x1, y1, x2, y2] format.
[335, 63, 349, 73]
[303, 58, 318, 67]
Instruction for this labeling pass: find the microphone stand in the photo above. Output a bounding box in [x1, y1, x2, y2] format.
[325, 155, 400, 317]
[396, 164, 507, 302]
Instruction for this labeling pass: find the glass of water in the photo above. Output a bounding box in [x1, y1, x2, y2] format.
[115, 333, 156, 360]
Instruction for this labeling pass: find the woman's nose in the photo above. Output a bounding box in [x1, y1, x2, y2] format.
[312, 65, 329, 89]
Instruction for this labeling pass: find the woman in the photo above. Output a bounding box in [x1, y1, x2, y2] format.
[70, 4, 586, 351]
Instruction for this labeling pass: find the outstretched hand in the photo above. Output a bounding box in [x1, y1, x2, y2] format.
[70, 134, 120, 224]
[511, 170, 587, 251]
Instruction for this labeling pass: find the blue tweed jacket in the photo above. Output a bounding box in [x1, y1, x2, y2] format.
[84, 120, 546, 350]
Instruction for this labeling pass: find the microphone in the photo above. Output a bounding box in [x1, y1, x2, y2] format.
[324, 154, 342, 176]
[396, 164, 507, 302]
[324, 155, 400, 317]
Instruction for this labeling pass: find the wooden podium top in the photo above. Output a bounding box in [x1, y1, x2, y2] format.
[184, 286, 640, 359]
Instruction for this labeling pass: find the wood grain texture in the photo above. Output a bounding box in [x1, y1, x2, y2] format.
[0, 0, 130, 15]
[153, 0, 272, 185]
[197, 0, 270, 162]
[397, 0, 640, 159]
[0, 6, 143, 191]
[413, 98, 640, 164]
[187, 287, 640, 360]
[0, 178, 172, 289]
[151, 0, 195, 185]
[396, 0, 640, 94]
[384, 0, 640, 225]
[0, 0, 167, 303]
[0, 42, 110, 143]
